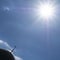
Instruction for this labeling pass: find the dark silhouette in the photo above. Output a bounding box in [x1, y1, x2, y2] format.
[0, 49, 15, 60]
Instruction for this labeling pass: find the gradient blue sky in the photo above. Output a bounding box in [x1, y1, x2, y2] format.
[0, 0, 60, 60]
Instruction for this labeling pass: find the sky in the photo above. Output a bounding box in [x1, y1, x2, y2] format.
[0, 0, 60, 60]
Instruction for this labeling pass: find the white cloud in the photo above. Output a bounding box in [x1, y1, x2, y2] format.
[14, 55, 23, 60]
[0, 40, 12, 49]
[0, 40, 23, 60]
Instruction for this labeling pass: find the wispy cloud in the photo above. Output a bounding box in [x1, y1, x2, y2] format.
[0, 40, 12, 49]
[15, 56, 23, 60]
[0, 40, 23, 60]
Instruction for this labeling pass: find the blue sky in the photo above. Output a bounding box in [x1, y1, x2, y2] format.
[0, 0, 60, 60]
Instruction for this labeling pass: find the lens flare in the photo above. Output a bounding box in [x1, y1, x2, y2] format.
[36, 1, 57, 20]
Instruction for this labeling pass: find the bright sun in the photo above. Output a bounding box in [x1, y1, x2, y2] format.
[37, 1, 56, 20]
[40, 3, 54, 19]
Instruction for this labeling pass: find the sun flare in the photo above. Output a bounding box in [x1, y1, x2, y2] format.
[40, 3, 54, 19]
[37, 1, 56, 20]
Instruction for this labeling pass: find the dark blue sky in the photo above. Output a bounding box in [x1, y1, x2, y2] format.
[0, 0, 60, 60]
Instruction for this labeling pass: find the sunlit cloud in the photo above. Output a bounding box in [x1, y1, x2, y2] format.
[0, 40, 12, 49]
[15, 56, 23, 60]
